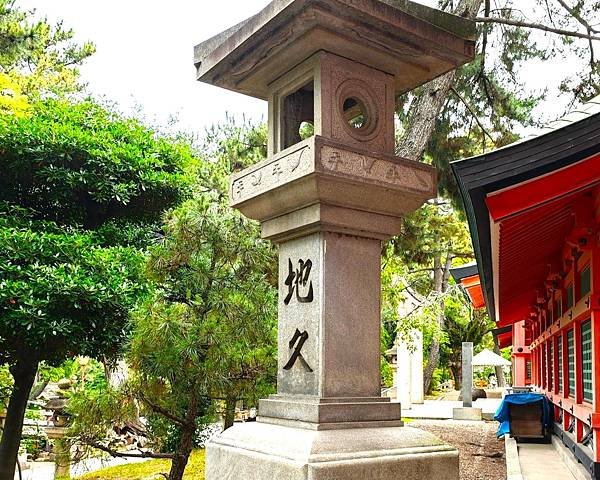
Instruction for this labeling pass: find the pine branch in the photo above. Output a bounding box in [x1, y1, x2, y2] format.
[450, 87, 495, 143]
[475, 16, 600, 41]
[544, 0, 556, 27]
[139, 394, 187, 427]
[88, 442, 175, 459]
[555, 0, 599, 34]
[555, 0, 597, 65]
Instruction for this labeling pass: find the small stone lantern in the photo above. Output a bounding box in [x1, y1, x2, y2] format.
[44, 379, 72, 480]
[194, 1, 475, 479]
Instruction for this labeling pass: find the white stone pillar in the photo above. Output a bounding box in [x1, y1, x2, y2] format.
[395, 341, 412, 409]
[462, 342, 473, 407]
[410, 330, 424, 404]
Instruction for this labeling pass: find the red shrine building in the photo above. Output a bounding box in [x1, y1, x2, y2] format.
[452, 97, 600, 477]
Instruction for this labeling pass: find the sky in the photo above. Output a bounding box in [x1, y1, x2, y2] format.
[17, 0, 583, 137]
[18, 0, 278, 134]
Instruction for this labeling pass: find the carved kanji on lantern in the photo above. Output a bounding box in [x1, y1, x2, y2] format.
[284, 258, 314, 305]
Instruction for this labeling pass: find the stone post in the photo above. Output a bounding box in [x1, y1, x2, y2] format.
[390, 330, 424, 409]
[194, 0, 476, 477]
[453, 342, 482, 420]
[462, 342, 473, 408]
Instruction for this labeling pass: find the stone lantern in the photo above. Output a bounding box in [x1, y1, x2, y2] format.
[44, 379, 72, 480]
[194, 1, 475, 479]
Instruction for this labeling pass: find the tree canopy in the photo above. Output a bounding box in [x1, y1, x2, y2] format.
[0, 97, 198, 479]
[68, 121, 277, 480]
[0, 0, 95, 96]
[0, 98, 197, 230]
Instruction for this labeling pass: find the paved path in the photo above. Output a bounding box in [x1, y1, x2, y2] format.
[412, 419, 506, 480]
[402, 398, 501, 419]
[15, 456, 151, 480]
[518, 443, 576, 480]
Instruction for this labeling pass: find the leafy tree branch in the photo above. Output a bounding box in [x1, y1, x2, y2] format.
[475, 16, 600, 41]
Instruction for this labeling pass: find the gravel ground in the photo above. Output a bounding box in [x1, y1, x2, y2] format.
[412, 420, 506, 480]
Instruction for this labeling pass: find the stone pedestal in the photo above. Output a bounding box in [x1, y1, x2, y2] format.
[194, 1, 475, 478]
[46, 426, 70, 480]
[453, 407, 482, 421]
[257, 231, 402, 430]
[207, 423, 458, 480]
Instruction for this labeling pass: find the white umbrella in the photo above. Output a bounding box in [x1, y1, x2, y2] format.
[472, 349, 511, 367]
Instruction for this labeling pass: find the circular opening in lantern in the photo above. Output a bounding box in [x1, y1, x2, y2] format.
[342, 97, 369, 130]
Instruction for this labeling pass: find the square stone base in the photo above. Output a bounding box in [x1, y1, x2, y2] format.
[453, 407, 482, 421]
[206, 422, 459, 480]
[259, 395, 402, 430]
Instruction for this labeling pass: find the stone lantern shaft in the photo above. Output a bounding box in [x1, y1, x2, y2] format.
[194, 0, 475, 478]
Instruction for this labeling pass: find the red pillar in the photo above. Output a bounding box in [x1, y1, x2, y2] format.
[590, 248, 600, 462]
[513, 320, 528, 387]
[574, 321, 584, 442]
[562, 330, 569, 432]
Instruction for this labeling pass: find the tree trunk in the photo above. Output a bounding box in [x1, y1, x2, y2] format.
[0, 359, 38, 480]
[396, 72, 460, 161]
[396, 0, 483, 162]
[449, 361, 462, 391]
[423, 250, 454, 394]
[223, 396, 236, 431]
[167, 394, 198, 480]
[493, 338, 506, 387]
[423, 255, 443, 394]
[397, 0, 482, 396]
[167, 425, 194, 480]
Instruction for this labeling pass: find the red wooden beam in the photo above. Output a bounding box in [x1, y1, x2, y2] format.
[486, 154, 600, 222]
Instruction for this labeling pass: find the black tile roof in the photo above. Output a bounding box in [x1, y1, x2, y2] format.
[451, 110, 600, 323]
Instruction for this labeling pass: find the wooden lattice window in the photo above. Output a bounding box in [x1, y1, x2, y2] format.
[582, 320, 593, 403]
[548, 340, 554, 391]
[568, 329, 575, 398]
[557, 335, 563, 393]
[541, 343, 546, 388]
[566, 283, 574, 311]
[580, 266, 591, 300]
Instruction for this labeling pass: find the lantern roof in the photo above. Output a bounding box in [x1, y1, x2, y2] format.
[194, 0, 476, 100]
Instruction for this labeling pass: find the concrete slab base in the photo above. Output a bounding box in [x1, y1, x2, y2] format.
[504, 435, 524, 480]
[206, 422, 459, 480]
[518, 443, 577, 480]
[452, 407, 482, 421]
[550, 435, 590, 480]
[482, 411, 495, 421]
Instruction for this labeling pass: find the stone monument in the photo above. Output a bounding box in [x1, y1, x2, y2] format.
[385, 292, 426, 406]
[385, 329, 424, 409]
[462, 342, 473, 408]
[453, 341, 482, 421]
[194, 1, 475, 478]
